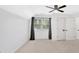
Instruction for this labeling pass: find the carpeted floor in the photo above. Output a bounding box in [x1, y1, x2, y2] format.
[16, 40, 79, 53]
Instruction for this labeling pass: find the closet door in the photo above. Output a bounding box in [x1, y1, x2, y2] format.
[57, 17, 66, 40]
[76, 18, 79, 40]
[66, 18, 76, 40]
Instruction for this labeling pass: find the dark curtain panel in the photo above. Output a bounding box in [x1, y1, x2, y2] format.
[30, 17, 35, 40]
[49, 18, 52, 40]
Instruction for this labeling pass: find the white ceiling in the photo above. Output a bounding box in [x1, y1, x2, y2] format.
[0, 5, 79, 18]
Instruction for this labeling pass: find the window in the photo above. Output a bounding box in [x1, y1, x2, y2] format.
[34, 17, 49, 29]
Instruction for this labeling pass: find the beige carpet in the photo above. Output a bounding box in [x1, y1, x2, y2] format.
[16, 40, 79, 53]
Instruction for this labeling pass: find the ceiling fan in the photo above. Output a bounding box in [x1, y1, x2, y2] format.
[46, 5, 66, 13]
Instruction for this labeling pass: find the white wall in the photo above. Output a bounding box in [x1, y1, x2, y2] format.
[34, 14, 76, 40]
[51, 14, 60, 40]
[0, 9, 29, 53]
[75, 17, 79, 39]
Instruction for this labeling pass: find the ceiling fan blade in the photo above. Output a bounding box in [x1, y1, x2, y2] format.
[57, 9, 64, 12]
[46, 6, 54, 9]
[49, 10, 55, 13]
[59, 5, 66, 9]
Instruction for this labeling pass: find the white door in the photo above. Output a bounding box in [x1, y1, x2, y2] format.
[65, 17, 76, 40]
[76, 18, 79, 40]
[57, 17, 66, 40]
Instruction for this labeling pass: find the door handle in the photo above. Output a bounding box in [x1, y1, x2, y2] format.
[62, 29, 67, 31]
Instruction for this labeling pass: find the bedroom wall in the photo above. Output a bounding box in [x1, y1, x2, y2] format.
[0, 9, 29, 53]
[75, 17, 79, 40]
[33, 14, 76, 40]
[33, 14, 66, 40]
[33, 14, 62, 40]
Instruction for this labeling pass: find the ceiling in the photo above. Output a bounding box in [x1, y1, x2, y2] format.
[0, 5, 79, 18]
